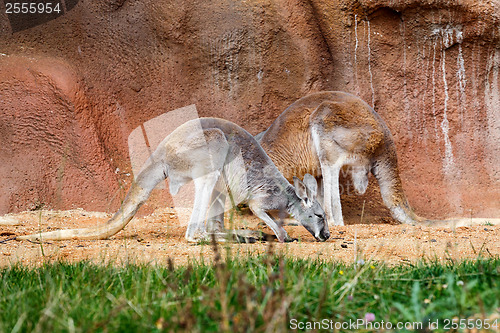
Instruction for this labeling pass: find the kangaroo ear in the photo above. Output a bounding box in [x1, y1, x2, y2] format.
[293, 176, 308, 201]
[303, 174, 318, 200]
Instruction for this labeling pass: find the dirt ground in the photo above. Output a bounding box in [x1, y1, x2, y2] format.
[0, 209, 499, 267]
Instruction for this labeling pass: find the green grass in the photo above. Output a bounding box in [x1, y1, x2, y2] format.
[0, 247, 499, 332]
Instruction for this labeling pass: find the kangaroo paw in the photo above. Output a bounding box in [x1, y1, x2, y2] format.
[229, 229, 269, 243]
[258, 220, 299, 227]
[284, 235, 299, 242]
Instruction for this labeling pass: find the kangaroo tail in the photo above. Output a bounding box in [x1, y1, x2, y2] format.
[371, 143, 425, 225]
[371, 149, 500, 227]
[17, 159, 167, 241]
[0, 215, 22, 226]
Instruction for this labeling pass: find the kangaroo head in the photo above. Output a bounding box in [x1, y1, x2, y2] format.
[292, 174, 330, 241]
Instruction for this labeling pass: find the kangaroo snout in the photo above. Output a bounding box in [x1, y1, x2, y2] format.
[315, 228, 330, 242]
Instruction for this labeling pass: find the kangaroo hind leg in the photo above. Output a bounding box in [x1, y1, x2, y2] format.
[183, 127, 231, 242]
[185, 172, 221, 242]
[206, 182, 226, 234]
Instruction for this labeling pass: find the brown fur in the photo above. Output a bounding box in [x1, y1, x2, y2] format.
[257, 91, 423, 225]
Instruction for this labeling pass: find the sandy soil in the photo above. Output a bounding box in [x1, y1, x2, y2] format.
[0, 209, 498, 267]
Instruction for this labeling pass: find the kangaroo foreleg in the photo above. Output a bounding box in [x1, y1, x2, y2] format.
[316, 177, 324, 208]
[321, 163, 344, 226]
[205, 187, 268, 242]
[249, 205, 292, 243]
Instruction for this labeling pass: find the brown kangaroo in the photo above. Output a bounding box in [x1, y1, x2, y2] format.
[256, 91, 424, 226]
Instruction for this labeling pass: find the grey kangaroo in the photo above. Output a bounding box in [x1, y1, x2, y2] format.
[18, 118, 330, 242]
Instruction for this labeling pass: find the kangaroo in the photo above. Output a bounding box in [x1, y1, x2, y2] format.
[17, 118, 330, 243]
[256, 91, 424, 226]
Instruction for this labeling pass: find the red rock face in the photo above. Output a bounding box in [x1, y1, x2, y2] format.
[0, 0, 498, 220]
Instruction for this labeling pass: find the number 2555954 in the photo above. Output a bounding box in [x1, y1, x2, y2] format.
[6, 2, 62, 14]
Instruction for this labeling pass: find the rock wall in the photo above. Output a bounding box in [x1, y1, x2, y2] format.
[0, 0, 498, 221]
[322, 0, 500, 219]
